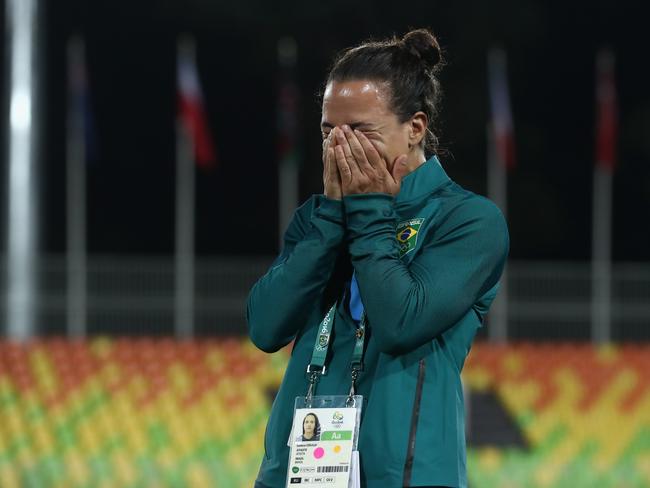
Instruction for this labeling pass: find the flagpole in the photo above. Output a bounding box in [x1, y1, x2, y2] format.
[66, 36, 87, 338]
[487, 123, 508, 342]
[591, 165, 612, 344]
[277, 37, 299, 250]
[5, 0, 40, 340]
[175, 37, 196, 339]
[591, 48, 616, 345]
[486, 47, 511, 343]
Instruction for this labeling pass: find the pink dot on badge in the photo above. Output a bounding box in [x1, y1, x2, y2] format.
[313, 447, 325, 459]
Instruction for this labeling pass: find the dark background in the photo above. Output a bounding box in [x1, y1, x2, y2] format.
[4, 0, 650, 260]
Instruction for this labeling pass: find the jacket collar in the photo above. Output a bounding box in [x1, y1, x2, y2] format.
[395, 155, 450, 204]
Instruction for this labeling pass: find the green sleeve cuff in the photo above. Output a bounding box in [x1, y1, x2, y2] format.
[343, 193, 398, 257]
[313, 195, 345, 225]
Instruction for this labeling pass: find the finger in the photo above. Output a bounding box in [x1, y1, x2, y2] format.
[344, 126, 374, 174]
[391, 154, 409, 185]
[329, 147, 342, 185]
[326, 145, 337, 173]
[322, 138, 329, 164]
[323, 144, 332, 176]
[354, 130, 386, 173]
[327, 146, 338, 178]
[334, 144, 352, 184]
[334, 127, 362, 176]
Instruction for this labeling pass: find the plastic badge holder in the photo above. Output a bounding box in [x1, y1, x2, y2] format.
[286, 395, 363, 488]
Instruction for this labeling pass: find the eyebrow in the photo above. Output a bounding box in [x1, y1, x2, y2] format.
[321, 121, 374, 130]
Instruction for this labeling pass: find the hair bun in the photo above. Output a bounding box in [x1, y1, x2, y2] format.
[401, 29, 442, 69]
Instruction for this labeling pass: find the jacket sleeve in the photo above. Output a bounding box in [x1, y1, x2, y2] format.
[247, 195, 345, 353]
[344, 192, 509, 355]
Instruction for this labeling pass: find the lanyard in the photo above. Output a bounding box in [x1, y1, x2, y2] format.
[305, 301, 367, 405]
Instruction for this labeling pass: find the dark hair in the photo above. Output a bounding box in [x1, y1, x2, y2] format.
[326, 28, 445, 156]
[302, 413, 321, 436]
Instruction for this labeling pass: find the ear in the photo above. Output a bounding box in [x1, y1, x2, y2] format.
[408, 112, 428, 147]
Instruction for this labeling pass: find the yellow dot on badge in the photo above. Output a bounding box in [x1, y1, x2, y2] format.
[333, 445, 342, 453]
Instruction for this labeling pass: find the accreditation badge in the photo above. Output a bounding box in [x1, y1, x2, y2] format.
[286, 395, 362, 488]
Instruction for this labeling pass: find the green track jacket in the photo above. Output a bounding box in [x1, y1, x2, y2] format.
[247, 157, 509, 487]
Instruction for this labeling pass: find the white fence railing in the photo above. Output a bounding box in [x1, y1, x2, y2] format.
[1, 257, 649, 340]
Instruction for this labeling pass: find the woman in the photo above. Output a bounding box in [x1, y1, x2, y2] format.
[248, 28, 509, 488]
[296, 413, 321, 442]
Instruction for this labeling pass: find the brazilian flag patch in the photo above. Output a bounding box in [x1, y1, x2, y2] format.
[396, 218, 425, 257]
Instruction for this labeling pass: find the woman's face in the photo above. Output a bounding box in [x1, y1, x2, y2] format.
[321, 80, 415, 172]
[303, 414, 316, 435]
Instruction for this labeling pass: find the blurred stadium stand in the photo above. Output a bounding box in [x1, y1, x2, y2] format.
[0, 337, 283, 487]
[1, 257, 649, 487]
[464, 342, 650, 487]
[0, 338, 648, 487]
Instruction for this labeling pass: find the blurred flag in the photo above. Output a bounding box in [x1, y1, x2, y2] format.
[177, 40, 216, 169]
[487, 47, 516, 170]
[595, 49, 618, 171]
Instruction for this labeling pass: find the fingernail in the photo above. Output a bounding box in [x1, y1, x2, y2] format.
[342, 124, 350, 132]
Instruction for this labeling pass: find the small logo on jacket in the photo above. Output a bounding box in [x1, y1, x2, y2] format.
[317, 334, 329, 349]
[396, 218, 425, 257]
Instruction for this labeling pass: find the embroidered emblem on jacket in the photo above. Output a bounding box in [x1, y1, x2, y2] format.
[396, 218, 425, 257]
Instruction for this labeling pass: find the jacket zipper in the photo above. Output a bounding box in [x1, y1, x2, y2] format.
[402, 358, 426, 487]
